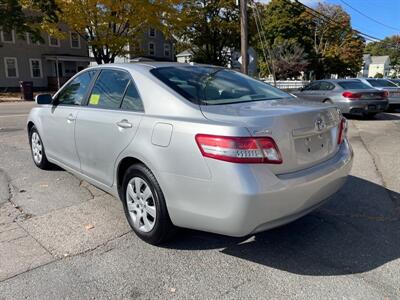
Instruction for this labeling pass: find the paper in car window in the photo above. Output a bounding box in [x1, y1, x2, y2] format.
[89, 94, 100, 105]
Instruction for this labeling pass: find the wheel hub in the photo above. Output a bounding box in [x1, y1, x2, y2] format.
[125, 177, 156, 233]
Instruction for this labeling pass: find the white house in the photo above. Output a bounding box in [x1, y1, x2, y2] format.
[368, 55, 391, 77]
[359, 54, 372, 77]
[176, 49, 193, 63]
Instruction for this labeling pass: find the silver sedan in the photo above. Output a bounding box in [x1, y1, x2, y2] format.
[28, 63, 353, 244]
[356, 78, 400, 110]
[296, 79, 389, 117]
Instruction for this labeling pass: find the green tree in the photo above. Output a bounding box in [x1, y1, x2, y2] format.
[252, 0, 312, 81]
[374, 72, 383, 78]
[304, 3, 365, 78]
[258, 0, 312, 50]
[0, 0, 58, 42]
[178, 0, 242, 66]
[51, 0, 182, 64]
[254, 0, 364, 79]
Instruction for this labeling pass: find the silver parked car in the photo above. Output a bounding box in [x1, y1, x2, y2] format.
[28, 63, 353, 244]
[297, 79, 389, 117]
[389, 78, 400, 86]
[356, 78, 400, 110]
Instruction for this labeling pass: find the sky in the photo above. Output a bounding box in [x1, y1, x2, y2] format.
[258, 0, 400, 40]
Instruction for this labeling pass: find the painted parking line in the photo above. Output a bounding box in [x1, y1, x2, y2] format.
[0, 114, 28, 118]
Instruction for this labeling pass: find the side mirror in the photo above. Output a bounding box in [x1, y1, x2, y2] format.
[35, 94, 53, 105]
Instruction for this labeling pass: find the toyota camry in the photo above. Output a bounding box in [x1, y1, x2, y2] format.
[28, 62, 353, 244]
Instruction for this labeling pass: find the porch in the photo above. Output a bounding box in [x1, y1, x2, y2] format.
[43, 54, 94, 90]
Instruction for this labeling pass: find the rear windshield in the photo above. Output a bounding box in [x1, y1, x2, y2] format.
[366, 79, 397, 87]
[338, 81, 371, 90]
[150, 66, 291, 105]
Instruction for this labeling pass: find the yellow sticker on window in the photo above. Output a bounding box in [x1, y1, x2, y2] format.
[89, 94, 100, 105]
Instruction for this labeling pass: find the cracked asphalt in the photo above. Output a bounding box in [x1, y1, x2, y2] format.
[0, 102, 399, 299]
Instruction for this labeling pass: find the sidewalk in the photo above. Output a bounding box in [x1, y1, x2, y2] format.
[0, 93, 22, 103]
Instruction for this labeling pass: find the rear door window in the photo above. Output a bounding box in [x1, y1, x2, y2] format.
[88, 69, 130, 109]
[366, 79, 397, 88]
[338, 81, 370, 89]
[121, 81, 144, 112]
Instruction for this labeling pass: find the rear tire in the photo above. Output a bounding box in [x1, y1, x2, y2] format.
[29, 126, 52, 170]
[121, 164, 175, 245]
[323, 99, 333, 104]
[387, 104, 399, 112]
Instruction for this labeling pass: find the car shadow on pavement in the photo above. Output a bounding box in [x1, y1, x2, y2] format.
[164, 175, 400, 276]
[345, 112, 400, 121]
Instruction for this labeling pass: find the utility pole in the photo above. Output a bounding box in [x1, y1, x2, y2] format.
[240, 0, 249, 75]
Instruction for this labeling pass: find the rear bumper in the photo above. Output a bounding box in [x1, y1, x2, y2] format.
[388, 97, 400, 105]
[160, 139, 353, 237]
[336, 100, 388, 114]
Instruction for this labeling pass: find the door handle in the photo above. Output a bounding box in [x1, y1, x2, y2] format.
[67, 114, 75, 122]
[116, 119, 133, 129]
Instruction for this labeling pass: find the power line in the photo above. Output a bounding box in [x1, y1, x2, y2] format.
[292, 0, 383, 42]
[339, 0, 400, 32]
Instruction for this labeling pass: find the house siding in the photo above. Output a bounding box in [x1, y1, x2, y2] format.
[0, 28, 89, 90]
[137, 28, 174, 61]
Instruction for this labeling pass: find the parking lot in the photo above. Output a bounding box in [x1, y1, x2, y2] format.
[0, 102, 400, 299]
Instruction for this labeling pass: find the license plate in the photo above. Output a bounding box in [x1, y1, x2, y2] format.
[367, 105, 376, 110]
[391, 92, 400, 97]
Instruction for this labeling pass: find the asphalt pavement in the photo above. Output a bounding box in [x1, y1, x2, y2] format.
[0, 102, 399, 299]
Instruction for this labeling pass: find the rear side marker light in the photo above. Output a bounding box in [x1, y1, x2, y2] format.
[337, 118, 347, 145]
[195, 134, 282, 164]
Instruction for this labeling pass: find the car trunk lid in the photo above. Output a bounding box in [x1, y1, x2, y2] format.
[200, 98, 342, 174]
[356, 89, 387, 100]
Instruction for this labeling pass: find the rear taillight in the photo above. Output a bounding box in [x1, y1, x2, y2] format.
[195, 134, 282, 164]
[342, 91, 362, 100]
[337, 118, 347, 144]
[382, 91, 389, 98]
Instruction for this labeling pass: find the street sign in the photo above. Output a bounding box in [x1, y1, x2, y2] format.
[238, 53, 254, 65]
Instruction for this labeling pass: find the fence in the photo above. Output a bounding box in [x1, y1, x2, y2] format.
[262, 80, 310, 91]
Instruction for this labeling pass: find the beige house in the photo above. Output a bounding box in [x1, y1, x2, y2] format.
[0, 27, 91, 91]
[92, 27, 175, 65]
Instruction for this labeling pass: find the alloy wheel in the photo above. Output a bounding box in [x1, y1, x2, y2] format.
[126, 177, 157, 232]
[31, 132, 43, 164]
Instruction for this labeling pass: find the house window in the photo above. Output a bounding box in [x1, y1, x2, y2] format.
[70, 32, 80, 48]
[148, 42, 155, 56]
[149, 28, 156, 37]
[64, 61, 77, 76]
[164, 44, 171, 57]
[1, 30, 14, 43]
[29, 59, 42, 78]
[26, 33, 41, 45]
[48, 36, 60, 47]
[4, 57, 18, 78]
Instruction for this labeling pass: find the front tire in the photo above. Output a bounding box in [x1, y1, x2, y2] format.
[121, 164, 175, 245]
[29, 126, 52, 170]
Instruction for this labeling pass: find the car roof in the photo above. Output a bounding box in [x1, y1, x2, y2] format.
[311, 79, 364, 83]
[86, 62, 218, 73]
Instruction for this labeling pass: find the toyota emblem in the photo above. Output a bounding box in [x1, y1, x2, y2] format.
[315, 117, 326, 132]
